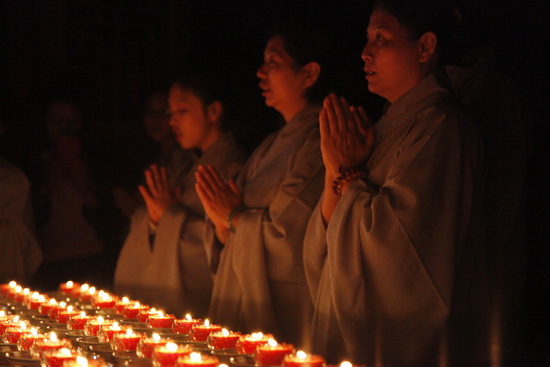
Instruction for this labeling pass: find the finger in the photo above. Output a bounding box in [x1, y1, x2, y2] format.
[149, 165, 163, 193]
[159, 166, 169, 192]
[138, 185, 153, 203]
[228, 179, 241, 196]
[324, 94, 339, 134]
[204, 165, 227, 192]
[350, 105, 368, 139]
[330, 93, 347, 134]
[195, 182, 213, 203]
[144, 169, 158, 197]
[319, 108, 330, 140]
[195, 169, 215, 200]
[340, 97, 359, 135]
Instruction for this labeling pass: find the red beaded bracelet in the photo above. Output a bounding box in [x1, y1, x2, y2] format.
[332, 167, 366, 196]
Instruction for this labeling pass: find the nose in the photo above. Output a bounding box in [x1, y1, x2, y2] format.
[256, 63, 267, 79]
[361, 41, 372, 63]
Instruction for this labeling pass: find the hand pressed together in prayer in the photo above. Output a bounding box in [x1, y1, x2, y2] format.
[319, 93, 376, 179]
[195, 164, 243, 241]
[138, 164, 182, 225]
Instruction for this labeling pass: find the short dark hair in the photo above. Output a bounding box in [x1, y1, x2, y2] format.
[269, 25, 333, 103]
[373, 0, 459, 65]
[172, 70, 234, 130]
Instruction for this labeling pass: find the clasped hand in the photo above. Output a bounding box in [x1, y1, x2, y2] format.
[195, 165, 242, 232]
[138, 164, 182, 225]
[320, 93, 376, 178]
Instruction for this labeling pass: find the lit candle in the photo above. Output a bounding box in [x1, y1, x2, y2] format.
[48, 301, 67, 320]
[2, 321, 29, 344]
[59, 281, 80, 296]
[114, 297, 132, 314]
[177, 352, 219, 367]
[235, 332, 273, 355]
[255, 339, 294, 366]
[63, 355, 109, 367]
[84, 316, 114, 336]
[39, 298, 57, 316]
[147, 311, 176, 329]
[93, 291, 116, 309]
[0, 315, 27, 335]
[282, 351, 325, 367]
[123, 302, 150, 319]
[17, 328, 45, 351]
[80, 286, 96, 302]
[172, 314, 201, 335]
[30, 332, 72, 360]
[136, 333, 168, 359]
[207, 328, 240, 351]
[41, 347, 79, 367]
[111, 328, 144, 351]
[190, 319, 222, 342]
[67, 312, 92, 330]
[152, 342, 193, 367]
[57, 305, 80, 324]
[28, 292, 46, 310]
[13, 285, 25, 302]
[97, 321, 126, 343]
[138, 307, 159, 323]
[0, 282, 15, 296]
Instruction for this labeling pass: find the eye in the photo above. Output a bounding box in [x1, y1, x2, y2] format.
[375, 33, 384, 41]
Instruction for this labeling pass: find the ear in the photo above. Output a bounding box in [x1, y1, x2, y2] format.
[418, 31, 437, 63]
[206, 101, 223, 125]
[302, 61, 321, 89]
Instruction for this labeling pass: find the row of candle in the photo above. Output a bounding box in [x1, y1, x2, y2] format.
[2, 280, 332, 367]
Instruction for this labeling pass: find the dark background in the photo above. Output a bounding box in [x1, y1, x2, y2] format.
[1, 0, 548, 364]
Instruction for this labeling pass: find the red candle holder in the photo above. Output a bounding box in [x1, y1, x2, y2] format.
[235, 333, 273, 355]
[152, 342, 193, 367]
[59, 281, 80, 297]
[147, 313, 175, 329]
[63, 356, 109, 367]
[177, 352, 219, 367]
[17, 330, 46, 351]
[111, 329, 144, 351]
[57, 308, 80, 324]
[2, 326, 28, 344]
[48, 302, 68, 320]
[67, 313, 92, 330]
[0, 282, 14, 296]
[138, 308, 159, 323]
[92, 292, 117, 309]
[39, 299, 57, 316]
[114, 297, 133, 314]
[123, 303, 150, 320]
[190, 321, 222, 342]
[207, 329, 240, 350]
[97, 323, 127, 343]
[0, 318, 28, 336]
[41, 347, 79, 367]
[28, 293, 46, 310]
[172, 317, 201, 335]
[283, 351, 326, 367]
[255, 340, 294, 366]
[84, 317, 114, 336]
[136, 333, 169, 359]
[30, 334, 72, 360]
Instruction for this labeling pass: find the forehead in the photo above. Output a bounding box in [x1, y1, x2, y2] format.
[367, 8, 401, 33]
[169, 85, 201, 104]
[264, 36, 288, 56]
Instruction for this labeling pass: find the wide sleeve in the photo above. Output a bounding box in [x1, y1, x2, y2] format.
[325, 108, 482, 364]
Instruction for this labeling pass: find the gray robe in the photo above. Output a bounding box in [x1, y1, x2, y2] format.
[114, 133, 245, 316]
[206, 106, 324, 347]
[304, 73, 485, 366]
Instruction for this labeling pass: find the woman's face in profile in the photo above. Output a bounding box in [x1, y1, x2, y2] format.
[361, 8, 425, 102]
[168, 85, 215, 152]
[256, 36, 309, 117]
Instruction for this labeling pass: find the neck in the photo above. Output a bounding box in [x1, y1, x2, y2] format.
[279, 99, 309, 123]
[199, 129, 222, 153]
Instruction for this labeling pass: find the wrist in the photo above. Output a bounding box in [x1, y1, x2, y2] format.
[331, 166, 366, 196]
[228, 206, 246, 233]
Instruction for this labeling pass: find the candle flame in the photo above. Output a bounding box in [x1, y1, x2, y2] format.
[13, 315, 20, 322]
[88, 287, 96, 295]
[76, 356, 88, 367]
[66, 281, 74, 287]
[31, 292, 40, 300]
[112, 322, 120, 330]
[251, 332, 264, 340]
[9, 281, 17, 287]
[340, 362, 352, 367]
[49, 298, 58, 305]
[122, 296, 129, 303]
[134, 302, 140, 307]
[81, 284, 89, 292]
[49, 331, 58, 342]
[59, 301, 67, 308]
[23, 288, 30, 295]
[157, 311, 164, 317]
[267, 339, 278, 347]
[19, 321, 27, 329]
[126, 328, 133, 336]
[97, 316, 105, 323]
[221, 328, 229, 336]
[296, 351, 307, 359]
[219, 364, 229, 367]
[79, 311, 86, 317]
[38, 295, 46, 302]
[60, 348, 72, 356]
[67, 306, 74, 312]
[204, 319, 210, 327]
[166, 342, 178, 352]
[31, 328, 38, 336]
[15, 285, 22, 292]
[189, 352, 202, 362]
[152, 333, 161, 342]
[0, 310, 5, 317]
[185, 313, 192, 321]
